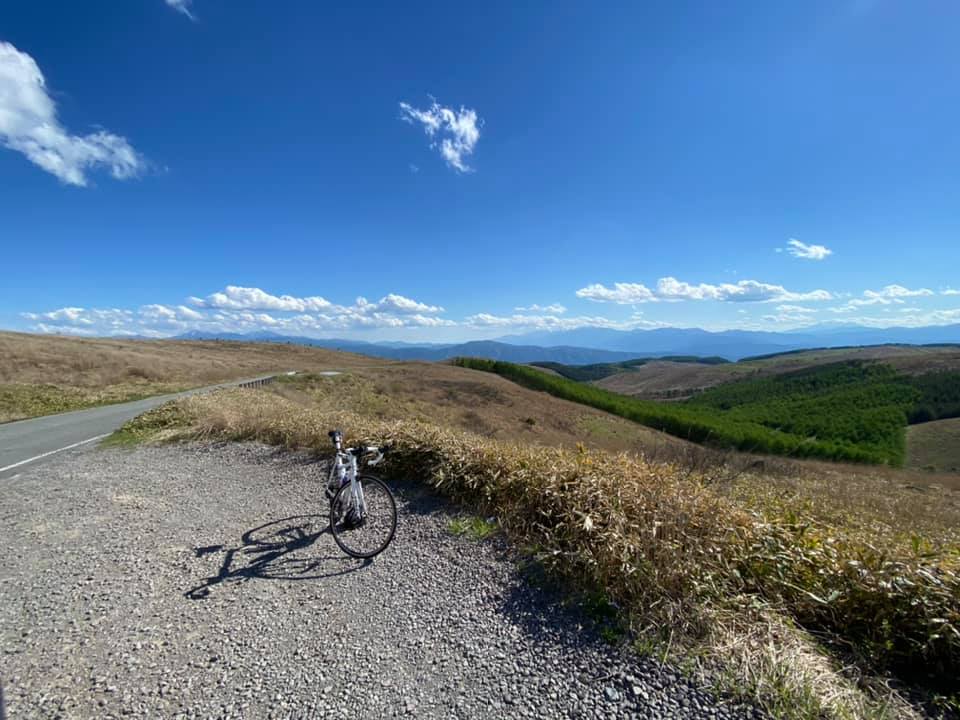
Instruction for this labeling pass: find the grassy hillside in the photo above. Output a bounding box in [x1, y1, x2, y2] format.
[907, 417, 960, 472]
[0, 331, 377, 423]
[531, 355, 728, 382]
[595, 344, 960, 400]
[266, 365, 689, 456]
[455, 358, 917, 464]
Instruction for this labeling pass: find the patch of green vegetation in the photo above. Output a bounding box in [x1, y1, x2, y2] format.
[532, 355, 728, 382]
[576, 414, 624, 440]
[455, 358, 901, 464]
[0, 383, 92, 422]
[447, 514, 499, 540]
[459, 357, 960, 467]
[686, 362, 918, 464]
[102, 402, 191, 447]
[907, 371, 960, 423]
[0, 382, 190, 424]
[580, 590, 628, 645]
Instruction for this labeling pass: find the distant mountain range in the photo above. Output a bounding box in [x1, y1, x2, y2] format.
[173, 324, 960, 364]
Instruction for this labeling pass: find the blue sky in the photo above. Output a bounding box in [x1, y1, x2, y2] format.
[1, 0, 959, 342]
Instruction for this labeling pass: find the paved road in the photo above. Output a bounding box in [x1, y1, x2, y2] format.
[0, 375, 279, 479]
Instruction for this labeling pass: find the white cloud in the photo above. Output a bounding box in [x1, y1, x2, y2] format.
[820, 308, 960, 329]
[576, 282, 656, 304]
[784, 238, 832, 260]
[863, 284, 934, 300]
[0, 42, 145, 186]
[577, 277, 832, 304]
[761, 313, 818, 326]
[829, 284, 936, 313]
[165, 0, 195, 20]
[399, 99, 481, 172]
[354, 293, 444, 315]
[191, 286, 334, 312]
[23, 288, 452, 338]
[514, 303, 567, 314]
[464, 313, 665, 331]
[943, 288, 960, 296]
[192, 286, 444, 317]
[775, 304, 816, 314]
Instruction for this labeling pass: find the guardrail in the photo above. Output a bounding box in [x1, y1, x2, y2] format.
[237, 375, 279, 390]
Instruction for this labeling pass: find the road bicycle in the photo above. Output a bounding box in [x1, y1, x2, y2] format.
[325, 429, 397, 558]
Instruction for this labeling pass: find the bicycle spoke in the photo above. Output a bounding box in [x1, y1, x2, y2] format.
[330, 476, 397, 558]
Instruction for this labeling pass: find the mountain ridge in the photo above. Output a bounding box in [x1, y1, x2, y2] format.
[172, 323, 960, 363]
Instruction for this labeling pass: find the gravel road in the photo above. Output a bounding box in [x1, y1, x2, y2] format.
[1, 442, 764, 719]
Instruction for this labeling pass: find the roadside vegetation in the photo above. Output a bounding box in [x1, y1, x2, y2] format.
[112, 383, 960, 719]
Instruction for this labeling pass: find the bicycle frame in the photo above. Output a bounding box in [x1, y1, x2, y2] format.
[328, 450, 367, 517]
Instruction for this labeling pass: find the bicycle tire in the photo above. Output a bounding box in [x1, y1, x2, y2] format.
[329, 474, 397, 559]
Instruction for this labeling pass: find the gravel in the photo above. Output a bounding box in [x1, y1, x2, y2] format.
[0, 442, 765, 719]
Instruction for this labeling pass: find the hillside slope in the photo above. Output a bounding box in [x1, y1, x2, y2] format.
[907, 417, 960, 472]
[0, 331, 381, 422]
[0, 331, 687, 457]
[594, 345, 960, 400]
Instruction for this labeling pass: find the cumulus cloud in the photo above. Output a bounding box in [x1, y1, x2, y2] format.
[0, 42, 145, 186]
[464, 313, 665, 331]
[354, 293, 444, 315]
[399, 99, 481, 172]
[783, 238, 832, 260]
[575, 283, 656, 304]
[863, 284, 934, 300]
[165, 0, 195, 20]
[191, 286, 334, 313]
[23, 287, 452, 338]
[943, 288, 960, 296]
[828, 285, 935, 313]
[577, 277, 832, 304]
[191, 286, 444, 317]
[513, 303, 567, 314]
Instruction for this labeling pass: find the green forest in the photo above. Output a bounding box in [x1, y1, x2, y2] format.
[454, 358, 960, 466]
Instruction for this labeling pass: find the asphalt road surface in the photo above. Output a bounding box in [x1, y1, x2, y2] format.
[0, 375, 278, 480]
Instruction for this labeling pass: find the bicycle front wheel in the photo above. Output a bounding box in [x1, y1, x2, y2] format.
[330, 474, 397, 559]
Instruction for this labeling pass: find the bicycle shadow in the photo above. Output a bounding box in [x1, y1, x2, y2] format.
[185, 514, 371, 599]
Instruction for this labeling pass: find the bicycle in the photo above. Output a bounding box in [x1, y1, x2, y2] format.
[325, 429, 397, 558]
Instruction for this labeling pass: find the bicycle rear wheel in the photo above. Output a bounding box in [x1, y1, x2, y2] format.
[330, 474, 397, 558]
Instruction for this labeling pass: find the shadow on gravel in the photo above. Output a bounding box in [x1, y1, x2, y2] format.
[185, 514, 371, 599]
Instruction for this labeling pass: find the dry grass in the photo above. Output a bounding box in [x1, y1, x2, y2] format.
[907, 419, 960, 473]
[117, 386, 960, 719]
[0, 331, 381, 423]
[267, 367, 689, 456]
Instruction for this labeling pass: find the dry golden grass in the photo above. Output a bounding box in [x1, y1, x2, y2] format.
[0, 331, 382, 422]
[269, 367, 690, 455]
[906, 418, 960, 473]
[116, 385, 960, 720]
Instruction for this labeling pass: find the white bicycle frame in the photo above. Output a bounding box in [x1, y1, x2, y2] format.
[328, 445, 383, 518]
